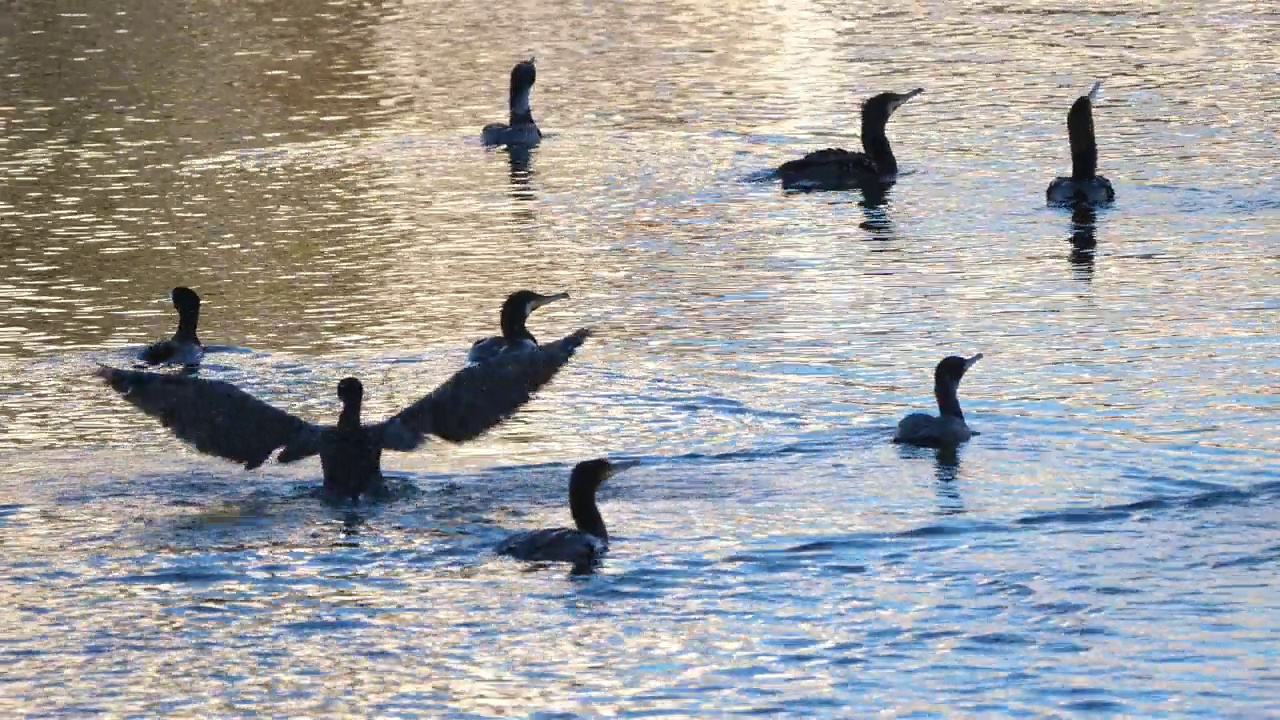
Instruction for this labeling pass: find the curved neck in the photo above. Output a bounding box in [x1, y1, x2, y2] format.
[500, 305, 534, 344]
[1068, 99, 1097, 179]
[509, 86, 534, 126]
[861, 112, 895, 176]
[175, 308, 199, 344]
[569, 480, 606, 542]
[339, 396, 362, 429]
[934, 378, 964, 420]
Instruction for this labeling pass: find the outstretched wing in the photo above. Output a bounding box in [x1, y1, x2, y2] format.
[379, 328, 591, 448]
[95, 366, 322, 469]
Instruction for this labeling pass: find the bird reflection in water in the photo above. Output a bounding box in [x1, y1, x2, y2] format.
[931, 445, 965, 516]
[506, 145, 537, 222]
[895, 443, 966, 516]
[858, 184, 895, 238]
[1068, 202, 1099, 278]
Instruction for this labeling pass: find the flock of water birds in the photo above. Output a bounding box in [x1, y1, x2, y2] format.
[94, 58, 1117, 568]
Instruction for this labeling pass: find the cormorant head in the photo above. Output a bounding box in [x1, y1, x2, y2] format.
[505, 289, 569, 319]
[863, 88, 924, 124]
[171, 286, 201, 313]
[569, 457, 640, 493]
[935, 354, 982, 387]
[500, 290, 570, 340]
[1068, 81, 1101, 133]
[511, 58, 537, 93]
[337, 377, 364, 405]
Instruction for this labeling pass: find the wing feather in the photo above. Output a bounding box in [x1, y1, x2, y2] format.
[95, 366, 321, 469]
[382, 328, 591, 447]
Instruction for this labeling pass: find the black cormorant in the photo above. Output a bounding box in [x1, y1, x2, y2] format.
[893, 354, 982, 447]
[481, 59, 541, 148]
[97, 328, 592, 503]
[469, 290, 570, 363]
[1047, 82, 1114, 206]
[138, 287, 204, 366]
[778, 88, 923, 191]
[496, 457, 638, 564]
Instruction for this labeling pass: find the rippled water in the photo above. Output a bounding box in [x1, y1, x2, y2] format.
[2, 0, 1278, 716]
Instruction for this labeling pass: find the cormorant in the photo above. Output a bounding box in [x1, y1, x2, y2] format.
[1046, 82, 1114, 206]
[893, 354, 982, 447]
[496, 458, 638, 564]
[778, 88, 923, 191]
[138, 287, 204, 366]
[481, 58, 541, 148]
[469, 290, 570, 363]
[96, 328, 592, 503]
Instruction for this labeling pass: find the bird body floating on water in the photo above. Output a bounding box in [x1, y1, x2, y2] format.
[496, 458, 638, 565]
[469, 290, 570, 363]
[1047, 81, 1114, 206]
[97, 328, 592, 503]
[482, 58, 541, 148]
[893, 354, 983, 447]
[138, 287, 204, 366]
[778, 88, 924, 192]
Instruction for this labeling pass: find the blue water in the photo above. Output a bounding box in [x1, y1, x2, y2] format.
[1, 0, 1278, 716]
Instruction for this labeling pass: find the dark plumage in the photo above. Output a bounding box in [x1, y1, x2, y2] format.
[138, 287, 204, 366]
[481, 59, 541, 148]
[1047, 81, 1115, 206]
[496, 458, 638, 565]
[893, 354, 983, 447]
[469, 290, 570, 363]
[97, 328, 592, 503]
[778, 88, 923, 191]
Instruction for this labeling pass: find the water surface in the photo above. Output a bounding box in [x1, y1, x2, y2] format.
[1, 0, 1278, 716]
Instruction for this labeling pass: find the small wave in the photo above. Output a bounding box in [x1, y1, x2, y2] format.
[741, 167, 779, 184]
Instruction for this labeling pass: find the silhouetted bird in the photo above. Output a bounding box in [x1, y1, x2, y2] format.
[469, 290, 570, 363]
[893, 354, 983, 447]
[496, 458, 638, 564]
[139, 287, 204, 366]
[482, 58, 541, 147]
[97, 329, 592, 502]
[778, 88, 923, 191]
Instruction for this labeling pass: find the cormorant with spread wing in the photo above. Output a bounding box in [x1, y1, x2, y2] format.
[97, 329, 592, 502]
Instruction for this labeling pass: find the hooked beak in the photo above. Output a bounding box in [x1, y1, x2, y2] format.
[891, 88, 924, 115]
[606, 459, 642, 477]
[964, 353, 984, 370]
[530, 292, 569, 311]
[1087, 80, 1103, 101]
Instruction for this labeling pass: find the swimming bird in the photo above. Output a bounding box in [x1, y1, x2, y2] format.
[1046, 81, 1114, 206]
[96, 328, 592, 503]
[778, 88, 923, 191]
[138, 286, 204, 366]
[468, 290, 570, 363]
[481, 58, 541, 148]
[496, 458, 638, 565]
[893, 354, 983, 447]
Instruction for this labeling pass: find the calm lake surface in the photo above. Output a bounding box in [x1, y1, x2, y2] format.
[2, 0, 1278, 716]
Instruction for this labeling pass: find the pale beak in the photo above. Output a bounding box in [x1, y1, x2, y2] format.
[1087, 80, 1103, 101]
[530, 292, 569, 311]
[891, 88, 924, 114]
[607, 459, 642, 477]
[964, 353, 984, 370]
